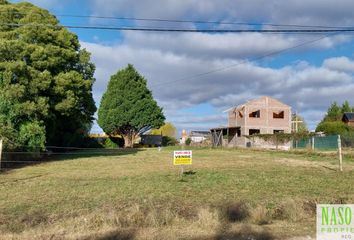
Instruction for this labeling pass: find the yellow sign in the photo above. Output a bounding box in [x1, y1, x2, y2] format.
[174, 150, 192, 165]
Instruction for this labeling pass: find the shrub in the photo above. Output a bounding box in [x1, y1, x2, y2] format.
[162, 136, 178, 146]
[316, 121, 353, 135]
[251, 205, 271, 225]
[104, 138, 119, 149]
[185, 138, 192, 146]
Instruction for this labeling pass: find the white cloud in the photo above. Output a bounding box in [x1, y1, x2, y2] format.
[82, 35, 354, 132]
[89, 0, 354, 27]
[9, 0, 354, 133]
[323, 56, 354, 73]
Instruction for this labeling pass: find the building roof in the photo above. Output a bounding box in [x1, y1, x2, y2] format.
[342, 112, 354, 121]
[190, 130, 210, 136]
[224, 96, 290, 113]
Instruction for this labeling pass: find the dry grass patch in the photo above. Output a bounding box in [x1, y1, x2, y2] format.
[251, 205, 272, 225]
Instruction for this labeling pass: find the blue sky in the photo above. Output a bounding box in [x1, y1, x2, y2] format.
[11, 0, 354, 134]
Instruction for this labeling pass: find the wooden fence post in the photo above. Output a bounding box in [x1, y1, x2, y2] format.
[337, 135, 343, 172]
[0, 139, 3, 171]
[311, 136, 315, 151]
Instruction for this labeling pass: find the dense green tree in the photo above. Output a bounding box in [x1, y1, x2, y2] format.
[321, 101, 354, 123]
[316, 101, 354, 135]
[323, 102, 342, 122]
[98, 64, 165, 147]
[0, 1, 96, 150]
[316, 121, 353, 135]
[342, 100, 352, 113]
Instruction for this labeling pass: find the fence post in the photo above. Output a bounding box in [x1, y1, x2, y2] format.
[0, 139, 3, 171]
[311, 136, 315, 151]
[337, 135, 343, 172]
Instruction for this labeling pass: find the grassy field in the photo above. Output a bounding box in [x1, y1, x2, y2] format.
[1, 147, 354, 240]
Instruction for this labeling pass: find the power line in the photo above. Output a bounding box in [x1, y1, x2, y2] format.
[150, 34, 333, 88]
[1, 10, 353, 29]
[1, 22, 354, 33]
[56, 14, 354, 29]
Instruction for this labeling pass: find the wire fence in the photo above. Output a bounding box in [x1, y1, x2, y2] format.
[341, 135, 354, 148]
[292, 134, 354, 150]
[1, 134, 354, 171]
[0, 145, 139, 171]
[293, 135, 338, 150]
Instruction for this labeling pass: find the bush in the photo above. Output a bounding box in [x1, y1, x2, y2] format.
[185, 138, 191, 146]
[103, 137, 124, 149]
[162, 136, 178, 146]
[316, 121, 353, 135]
[18, 121, 46, 151]
[104, 138, 117, 149]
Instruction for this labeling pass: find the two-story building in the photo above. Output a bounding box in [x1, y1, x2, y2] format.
[211, 96, 291, 147]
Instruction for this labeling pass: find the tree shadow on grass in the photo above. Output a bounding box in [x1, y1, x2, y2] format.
[214, 227, 274, 240]
[191, 224, 274, 240]
[191, 201, 274, 240]
[0, 148, 142, 173]
[80, 229, 136, 240]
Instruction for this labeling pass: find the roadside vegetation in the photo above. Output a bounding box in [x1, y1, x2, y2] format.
[1, 147, 353, 239]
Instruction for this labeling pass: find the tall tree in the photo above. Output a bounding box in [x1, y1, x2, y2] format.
[316, 101, 354, 134]
[0, 1, 96, 150]
[150, 122, 177, 138]
[323, 102, 342, 122]
[98, 64, 165, 147]
[341, 100, 352, 113]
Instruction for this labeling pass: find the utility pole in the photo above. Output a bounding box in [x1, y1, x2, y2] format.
[296, 111, 298, 133]
[291, 111, 303, 133]
[291, 111, 304, 149]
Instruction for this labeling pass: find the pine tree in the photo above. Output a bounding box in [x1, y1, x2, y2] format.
[342, 100, 352, 113]
[324, 102, 342, 121]
[98, 64, 165, 147]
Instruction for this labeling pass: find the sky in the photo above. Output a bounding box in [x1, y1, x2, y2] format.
[11, 0, 354, 135]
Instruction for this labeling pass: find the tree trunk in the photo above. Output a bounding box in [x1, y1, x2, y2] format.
[123, 132, 137, 148]
[123, 134, 132, 148]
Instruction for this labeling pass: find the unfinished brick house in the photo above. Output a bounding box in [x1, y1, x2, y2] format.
[211, 96, 291, 148]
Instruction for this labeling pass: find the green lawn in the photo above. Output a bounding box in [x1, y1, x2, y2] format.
[0, 147, 353, 240]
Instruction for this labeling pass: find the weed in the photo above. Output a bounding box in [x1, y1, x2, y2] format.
[223, 202, 249, 223]
[251, 205, 271, 225]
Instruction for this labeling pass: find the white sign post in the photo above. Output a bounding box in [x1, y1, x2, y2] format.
[0, 139, 3, 171]
[338, 135, 343, 172]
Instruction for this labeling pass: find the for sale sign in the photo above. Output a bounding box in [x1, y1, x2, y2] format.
[173, 150, 192, 165]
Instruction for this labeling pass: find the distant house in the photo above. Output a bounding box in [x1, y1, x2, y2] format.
[342, 112, 354, 127]
[211, 96, 291, 148]
[190, 131, 210, 143]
